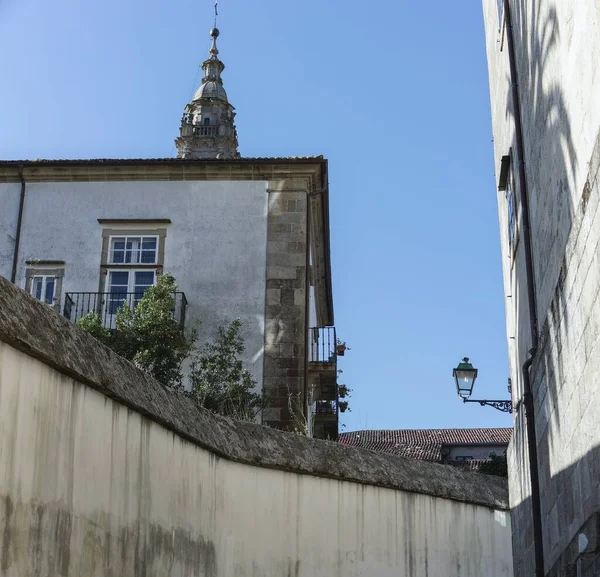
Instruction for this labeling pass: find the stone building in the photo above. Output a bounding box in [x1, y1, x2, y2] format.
[0, 27, 337, 438]
[482, 1, 600, 575]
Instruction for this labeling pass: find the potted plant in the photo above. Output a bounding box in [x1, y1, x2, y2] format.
[339, 401, 349, 413]
[336, 339, 349, 356]
[338, 384, 350, 398]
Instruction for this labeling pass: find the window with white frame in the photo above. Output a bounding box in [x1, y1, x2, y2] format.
[99, 225, 168, 321]
[108, 236, 158, 265]
[106, 269, 156, 314]
[25, 263, 65, 312]
[30, 275, 56, 305]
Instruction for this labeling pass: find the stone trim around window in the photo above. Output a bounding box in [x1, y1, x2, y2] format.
[24, 266, 65, 313]
[97, 219, 172, 224]
[25, 259, 66, 265]
[98, 227, 168, 293]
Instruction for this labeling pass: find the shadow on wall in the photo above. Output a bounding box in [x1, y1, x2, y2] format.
[506, 1, 578, 437]
[510, 442, 600, 577]
[501, 2, 600, 576]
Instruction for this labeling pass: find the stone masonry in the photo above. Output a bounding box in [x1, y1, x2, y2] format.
[263, 179, 309, 430]
[482, 1, 600, 575]
[508, 127, 600, 577]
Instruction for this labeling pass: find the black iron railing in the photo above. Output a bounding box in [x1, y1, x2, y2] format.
[309, 326, 337, 363]
[315, 400, 337, 416]
[63, 292, 187, 329]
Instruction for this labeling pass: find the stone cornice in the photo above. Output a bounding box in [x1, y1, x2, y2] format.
[0, 158, 325, 183]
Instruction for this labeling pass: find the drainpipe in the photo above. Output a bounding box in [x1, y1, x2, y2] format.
[10, 166, 26, 284]
[504, 1, 544, 575]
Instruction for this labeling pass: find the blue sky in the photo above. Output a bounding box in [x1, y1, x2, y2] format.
[0, 0, 510, 431]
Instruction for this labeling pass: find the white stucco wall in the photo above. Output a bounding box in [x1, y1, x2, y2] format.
[0, 179, 268, 384]
[0, 341, 513, 577]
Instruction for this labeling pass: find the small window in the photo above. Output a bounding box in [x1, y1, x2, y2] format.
[506, 172, 518, 256]
[25, 264, 65, 312]
[203, 117, 211, 126]
[109, 236, 158, 265]
[31, 275, 56, 305]
[499, 154, 519, 261]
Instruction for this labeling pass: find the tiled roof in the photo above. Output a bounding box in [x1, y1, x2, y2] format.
[338, 428, 512, 462]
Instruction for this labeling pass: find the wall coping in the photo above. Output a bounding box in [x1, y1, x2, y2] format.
[0, 276, 509, 510]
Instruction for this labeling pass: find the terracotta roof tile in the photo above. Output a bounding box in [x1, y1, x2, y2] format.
[338, 428, 512, 463]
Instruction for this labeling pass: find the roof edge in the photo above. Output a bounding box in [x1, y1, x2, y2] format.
[0, 156, 326, 168]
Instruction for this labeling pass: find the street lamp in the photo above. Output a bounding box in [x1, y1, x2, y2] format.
[453, 357, 478, 398]
[452, 357, 512, 413]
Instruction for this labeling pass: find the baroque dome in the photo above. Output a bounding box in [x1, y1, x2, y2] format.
[193, 81, 228, 102]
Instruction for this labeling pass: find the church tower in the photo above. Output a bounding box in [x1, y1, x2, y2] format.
[175, 27, 239, 159]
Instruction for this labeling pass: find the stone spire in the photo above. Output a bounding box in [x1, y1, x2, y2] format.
[175, 27, 240, 159]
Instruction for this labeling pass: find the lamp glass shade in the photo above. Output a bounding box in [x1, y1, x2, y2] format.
[453, 357, 478, 399]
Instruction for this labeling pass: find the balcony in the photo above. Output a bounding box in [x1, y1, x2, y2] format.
[193, 125, 218, 136]
[63, 292, 187, 329]
[309, 326, 337, 364]
[308, 326, 340, 441]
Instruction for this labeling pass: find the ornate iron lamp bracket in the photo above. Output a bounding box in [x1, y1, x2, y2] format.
[463, 399, 513, 413]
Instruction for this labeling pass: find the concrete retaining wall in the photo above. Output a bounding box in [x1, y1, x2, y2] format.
[0, 276, 513, 576]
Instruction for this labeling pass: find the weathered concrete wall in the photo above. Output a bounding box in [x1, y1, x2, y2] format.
[0, 179, 268, 384]
[0, 276, 513, 576]
[482, 0, 600, 574]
